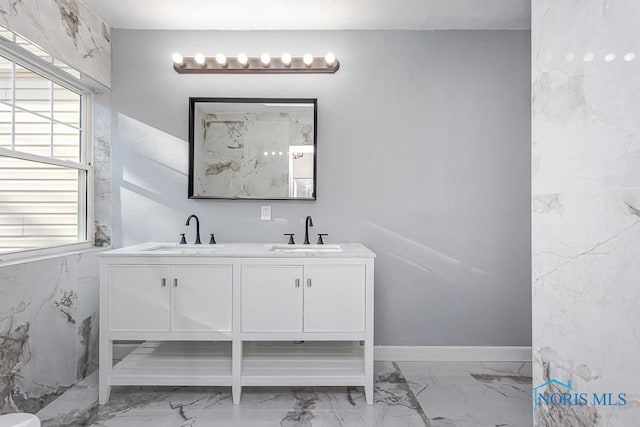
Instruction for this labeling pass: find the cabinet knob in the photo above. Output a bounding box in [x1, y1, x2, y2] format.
[307, 278, 312, 288]
[173, 278, 178, 287]
[161, 278, 166, 287]
[295, 278, 300, 288]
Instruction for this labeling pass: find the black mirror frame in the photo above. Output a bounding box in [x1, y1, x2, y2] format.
[188, 97, 318, 200]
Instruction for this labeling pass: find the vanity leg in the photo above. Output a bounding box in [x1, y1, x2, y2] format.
[99, 337, 112, 404]
[364, 341, 374, 405]
[232, 339, 242, 405]
[364, 260, 375, 405]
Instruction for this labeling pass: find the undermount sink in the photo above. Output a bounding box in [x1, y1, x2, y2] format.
[270, 244, 343, 253]
[144, 244, 223, 253]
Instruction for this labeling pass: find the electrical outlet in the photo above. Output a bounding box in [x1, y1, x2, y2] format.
[261, 205, 272, 221]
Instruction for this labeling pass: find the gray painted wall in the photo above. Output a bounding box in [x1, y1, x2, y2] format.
[111, 30, 531, 346]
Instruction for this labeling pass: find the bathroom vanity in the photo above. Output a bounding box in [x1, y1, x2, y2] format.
[98, 243, 375, 405]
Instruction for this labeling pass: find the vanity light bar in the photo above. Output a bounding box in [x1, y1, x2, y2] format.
[172, 53, 340, 74]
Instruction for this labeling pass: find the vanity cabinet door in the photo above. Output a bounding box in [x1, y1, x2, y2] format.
[303, 266, 366, 333]
[170, 265, 233, 332]
[109, 265, 171, 332]
[241, 265, 303, 332]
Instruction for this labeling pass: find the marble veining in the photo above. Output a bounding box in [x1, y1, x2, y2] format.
[532, 0, 640, 425]
[93, 91, 112, 247]
[192, 109, 314, 199]
[38, 362, 433, 426]
[37, 362, 534, 426]
[0, 251, 101, 414]
[0, 0, 110, 418]
[0, 0, 111, 87]
[399, 361, 532, 427]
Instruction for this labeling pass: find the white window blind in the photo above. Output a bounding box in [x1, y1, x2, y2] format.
[0, 37, 89, 255]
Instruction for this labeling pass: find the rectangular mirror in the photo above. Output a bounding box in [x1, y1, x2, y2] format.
[189, 97, 317, 200]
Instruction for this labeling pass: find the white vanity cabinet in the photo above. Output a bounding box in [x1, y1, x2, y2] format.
[170, 265, 233, 332]
[109, 265, 171, 332]
[241, 265, 304, 332]
[108, 264, 232, 333]
[303, 265, 365, 333]
[99, 243, 375, 406]
[241, 265, 365, 333]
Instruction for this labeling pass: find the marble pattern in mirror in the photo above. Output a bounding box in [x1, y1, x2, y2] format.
[189, 98, 316, 200]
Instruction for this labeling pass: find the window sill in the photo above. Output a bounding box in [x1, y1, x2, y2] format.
[0, 243, 109, 267]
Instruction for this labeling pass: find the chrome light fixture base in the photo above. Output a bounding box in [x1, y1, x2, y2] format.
[173, 56, 340, 74]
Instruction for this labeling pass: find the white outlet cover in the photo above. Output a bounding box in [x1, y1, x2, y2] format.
[261, 205, 272, 221]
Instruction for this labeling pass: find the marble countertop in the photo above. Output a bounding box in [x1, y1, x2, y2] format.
[100, 242, 376, 258]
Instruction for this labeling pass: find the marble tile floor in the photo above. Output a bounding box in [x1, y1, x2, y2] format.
[35, 362, 532, 427]
[399, 362, 532, 427]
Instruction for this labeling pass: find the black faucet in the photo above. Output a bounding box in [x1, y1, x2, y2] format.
[185, 214, 201, 244]
[304, 216, 314, 245]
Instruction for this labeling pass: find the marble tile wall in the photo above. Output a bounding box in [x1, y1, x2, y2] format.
[0, 0, 111, 87]
[0, 0, 111, 416]
[0, 251, 101, 413]
[94, 91, 112, 247]
[532, 0, 640, 424]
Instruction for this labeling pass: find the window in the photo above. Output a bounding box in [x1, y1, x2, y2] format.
[0, 36, 90, 257]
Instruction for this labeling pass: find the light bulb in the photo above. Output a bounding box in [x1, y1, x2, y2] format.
[325, 52, 336, 66]
[281, 53, 292, 66]
[171, 52, 184, 65]
[604, 53, 615, 62]
[238, 53, 248, 66]
[261, 53, 271, 67]
[624, 52, 635, 62]
[303, 53, 314, 66]
[215, 53, 227, 66]
[194, 53, 206, 65]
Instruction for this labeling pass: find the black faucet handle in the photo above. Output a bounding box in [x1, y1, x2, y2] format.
[209, 233, 216, 245]
[179, 233, 187, 244]
[317, 234, 328, 244]
[284, 233, 295, 245]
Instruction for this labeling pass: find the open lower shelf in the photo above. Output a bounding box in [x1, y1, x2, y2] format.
[110, 340, 365, 388]
[241, 341, 365, 386]
[111, 341, 232, 386]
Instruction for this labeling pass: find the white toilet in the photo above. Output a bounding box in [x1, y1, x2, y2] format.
[0, 413, 40, 427]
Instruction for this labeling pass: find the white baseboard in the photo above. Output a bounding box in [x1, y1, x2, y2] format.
[374, 346, 532, 362]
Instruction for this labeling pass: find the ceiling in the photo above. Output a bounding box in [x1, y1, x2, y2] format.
[82, 0, 531, 31]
